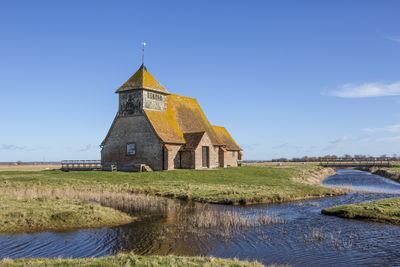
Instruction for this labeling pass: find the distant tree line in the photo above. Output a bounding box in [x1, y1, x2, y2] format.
[271, 154, 400, 162]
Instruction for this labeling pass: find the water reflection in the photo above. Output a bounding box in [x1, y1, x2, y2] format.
[1, 170, 400, 266]
[323, 169, 400, 193]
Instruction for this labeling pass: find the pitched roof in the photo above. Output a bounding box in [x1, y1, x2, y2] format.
[144, 94, 224, 146]
[182, 132, 205, 151]
[145, 109, 184, 144]
[116, 64, 169, 94]
[212, 125, 242, 151]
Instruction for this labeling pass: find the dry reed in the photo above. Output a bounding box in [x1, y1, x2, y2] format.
[0, 187, 284, 238]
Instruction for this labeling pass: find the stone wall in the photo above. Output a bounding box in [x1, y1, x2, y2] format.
[101, 115, 163, 171]
[118, 90, 167, 116]
[119, 91, 143, 116]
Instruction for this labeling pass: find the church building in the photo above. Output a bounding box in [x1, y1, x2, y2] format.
[101, 64, 242, 171]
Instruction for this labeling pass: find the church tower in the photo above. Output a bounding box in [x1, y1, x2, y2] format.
[116, 64, 169, 116]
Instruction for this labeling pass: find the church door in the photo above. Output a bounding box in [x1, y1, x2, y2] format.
[219, 148, 224, 167]
[202, 146, 209, 168]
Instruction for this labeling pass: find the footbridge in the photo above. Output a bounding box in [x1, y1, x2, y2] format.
[319, 158, 391, 168]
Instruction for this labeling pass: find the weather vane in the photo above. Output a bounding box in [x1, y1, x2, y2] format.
[142, 42, 147, 65]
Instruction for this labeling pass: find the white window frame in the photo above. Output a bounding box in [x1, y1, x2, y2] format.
[126, 143, 136, 156]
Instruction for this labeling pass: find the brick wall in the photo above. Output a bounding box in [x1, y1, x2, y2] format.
[180, 151, 194, 169]
[223, 150, 239, 167]
[193, 133, 218, 169]
[163, 144, 181, 170]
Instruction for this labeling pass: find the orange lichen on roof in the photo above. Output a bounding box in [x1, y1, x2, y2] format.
[116, 64, 169, 94]
[167, 94, 224, 146]
[144, 108, 184, 144]
[212, 125, 242, 151]
[144, 94, 224, 146]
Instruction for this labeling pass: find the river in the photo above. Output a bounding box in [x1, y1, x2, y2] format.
[1, 169, 400, 266]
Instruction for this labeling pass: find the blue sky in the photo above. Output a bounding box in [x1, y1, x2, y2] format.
[1, 0, 400, 161]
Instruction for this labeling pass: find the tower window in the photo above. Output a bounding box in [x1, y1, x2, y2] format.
[127, 143, 136, 156]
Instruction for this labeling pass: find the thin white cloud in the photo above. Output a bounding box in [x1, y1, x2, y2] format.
[376, 136, 400, 142]
[356, 135, 371, 142]
[330, 136, 350, 144]
[329, 82, 400, 98]
[387, 36, 400, 44]
[0, 144, 26, 150]
[78, 144, 94, 152]
[363, 125, 400, 133]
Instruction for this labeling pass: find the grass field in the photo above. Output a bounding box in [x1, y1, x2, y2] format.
[0, 254, 270, 267]
[322, 197, 400, 225]
[0, 166, 343, 205]
[0, 164, 60, 172]
[0, 196, 133, 234]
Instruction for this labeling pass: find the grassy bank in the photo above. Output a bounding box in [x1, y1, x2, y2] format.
[0, 254, 270, 267]
[322, 197, 400, 225]
[0, 196, 133, 234]
[0, 166, 343, 205]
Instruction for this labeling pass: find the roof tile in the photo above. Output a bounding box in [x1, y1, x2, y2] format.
[212, 125, 242, 151]
[116, 65, 169, 94]
[144, 94, 224, 146]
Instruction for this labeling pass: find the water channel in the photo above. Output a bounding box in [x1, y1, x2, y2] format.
[1, 169, 400, 266]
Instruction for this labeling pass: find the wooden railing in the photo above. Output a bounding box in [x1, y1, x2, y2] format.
[320, 158, 391, 168]
[61, 160, 102, 171]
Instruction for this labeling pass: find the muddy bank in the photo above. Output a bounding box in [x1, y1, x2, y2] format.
[361, 167, 400, 183]
[290, 167, 336, 185]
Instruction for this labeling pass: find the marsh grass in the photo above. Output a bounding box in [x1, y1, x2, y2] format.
[0, 253, 271, 267]
[322, 197, 400, 225]
[0, 187, 169, 213]
[299, 227, 356, 251]
[178, 205, 284, 235]
[0, 195, 133, 234]
[311, 227, 325, 241]
[0, 166, 344, 205]
[0, 187, 283, 238]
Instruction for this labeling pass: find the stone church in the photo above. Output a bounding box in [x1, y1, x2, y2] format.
[101, 64, 242, 171]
